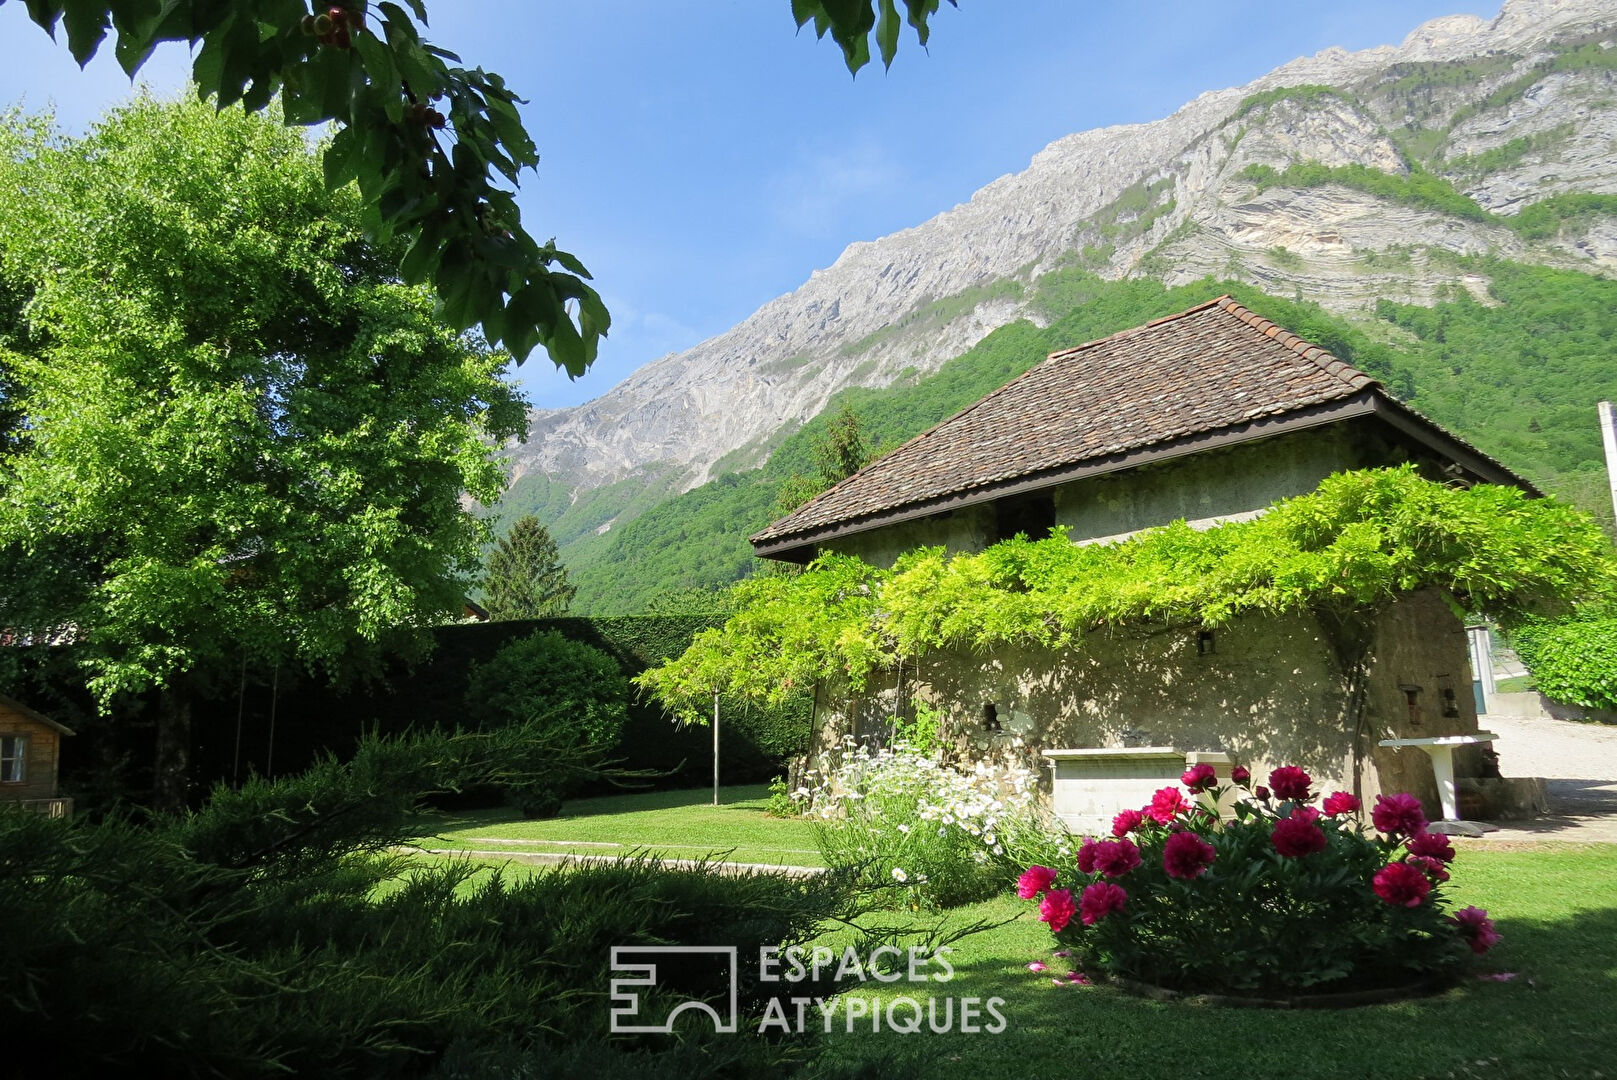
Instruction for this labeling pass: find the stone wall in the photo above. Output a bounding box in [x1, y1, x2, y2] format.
[805, 588, 1483, 820]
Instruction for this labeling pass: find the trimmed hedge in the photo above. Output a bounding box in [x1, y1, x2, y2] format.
[9, 617, 814, 810]
[1514, 616, 1617, 713]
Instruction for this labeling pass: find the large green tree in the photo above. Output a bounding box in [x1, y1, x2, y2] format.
[2, 1, 954, 373]
[482, 514, 575, 620]
[0, 98, 527, 808]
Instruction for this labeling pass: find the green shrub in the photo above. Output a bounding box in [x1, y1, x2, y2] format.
[0, 725, 859, 1077]
[1514, 616, 1617, 711]
[467, 629, 630, 749]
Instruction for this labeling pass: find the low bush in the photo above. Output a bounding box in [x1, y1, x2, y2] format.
[1017, 765, 1497, 997]
[2, 725, 859, 1078]
[802, 737, 1060, 909]
[1513, 615, 1617, 712]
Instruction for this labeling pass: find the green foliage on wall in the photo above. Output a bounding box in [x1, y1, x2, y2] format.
[639, 468, 1617, 720]
[1511, 616, 1617, 713]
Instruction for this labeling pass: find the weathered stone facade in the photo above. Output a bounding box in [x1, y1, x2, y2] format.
[806, 588, 1484, 822]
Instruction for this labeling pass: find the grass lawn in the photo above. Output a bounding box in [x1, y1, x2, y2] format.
[814, 844, 1617, 1080]
[1495, 675, 1536, 694]
[413, 784, 826, 869]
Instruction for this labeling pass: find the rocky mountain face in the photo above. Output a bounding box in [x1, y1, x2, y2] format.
[509, 0, 1617, 533]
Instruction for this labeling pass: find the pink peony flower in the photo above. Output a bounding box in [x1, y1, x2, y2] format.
[1017, 865, 1059, 899]
[1322, 792, 1361, 816]
[1077, 838, 1099, 875]
[1254, 785, 1272, 802]
[1230, 765, 1251, 786]
[1406, 830, 1456, 863]
[1065, 971, 1091, 985]
[1112, 808, 1146, 837]
[1039, 888, 1078, 933]
[1372, 861, 1431, 907]
[1181, 763, 1218, 793]
[1405, 855, 1450, 883]
[1449, 906, 1501, 955]
[1026, 961, 1048, 973]
[1271, 814, 1328, 857]
[1146, 786, 1190, 824]
[1288, 805, 1322, 824]
[1090, 838, 1142, 879]
[1052, 949, 1071, 958]
[1268, 766, 1312, 802]
[1079, 881, 1128, 926]
[1372, 792, 1428, 836]
[1162, 830, 1216, 880]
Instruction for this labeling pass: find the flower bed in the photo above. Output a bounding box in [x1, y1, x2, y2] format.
[1018, 765, 1499, 998]
[800, 737, 1056, 908]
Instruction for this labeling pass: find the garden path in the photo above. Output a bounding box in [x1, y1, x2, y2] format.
[1474, 713, 1617, 844]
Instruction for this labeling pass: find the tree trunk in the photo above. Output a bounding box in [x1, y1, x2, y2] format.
[1320, 609, 1376, 804]
[153, 680, 193, 813]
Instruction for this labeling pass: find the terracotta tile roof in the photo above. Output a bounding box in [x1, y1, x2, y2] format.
[752, 295, 1517, 552]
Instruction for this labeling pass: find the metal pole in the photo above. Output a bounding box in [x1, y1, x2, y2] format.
[712, 690, 720, 807]
[1599, 401, 1617, 527]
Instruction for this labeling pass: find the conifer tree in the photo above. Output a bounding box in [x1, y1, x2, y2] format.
[484, 516, 577, 619]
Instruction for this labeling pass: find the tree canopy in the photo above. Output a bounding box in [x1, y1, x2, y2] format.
[638, 467, 1617, 722]
[0, 97, 526, 703]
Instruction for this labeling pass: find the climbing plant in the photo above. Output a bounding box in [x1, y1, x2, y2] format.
[638, 467, 1617, 722]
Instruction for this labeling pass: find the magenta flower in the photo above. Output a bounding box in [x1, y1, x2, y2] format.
[1254, 785, 1272, 802]
[1090, 838, 1142, 879]
[1372, 793, 1428, 837]
[1322, 792, 1361, 816]
[1405, 830, 1456, 863]
[1230, 765, 1251, 787]
[1017, 865, 1059, 899]
[1271, 814, 1327, 857]
[1039, 888, 1078, 933]
[1372, 861, 1431, 907]
[1449, 906, 1501, 954]
[1077, 838, 1099, 875]
[1405, 854, 1450, 883]
[1112, 808, 1146, 837]
[1162, 830, 1216, 880]
[1146, 786, 1190, 824]
[1268, 766, 1312, 802]
[1181, 763, 1218, 793]
[1026, 961, 1048, 973]
[1079, 881, 1128, 926]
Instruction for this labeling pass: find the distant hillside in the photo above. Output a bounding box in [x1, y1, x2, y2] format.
[562, 261, 1617, 612]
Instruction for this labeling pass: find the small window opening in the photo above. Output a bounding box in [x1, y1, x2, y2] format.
[992, 494, 1055, 544]
[1400, 685, 1423, 728]
[1440, 687, 1460, 719]
[0, 735, 27, 783]
[1197, 630, 1216, 656]
[981, 703, 1002, 733]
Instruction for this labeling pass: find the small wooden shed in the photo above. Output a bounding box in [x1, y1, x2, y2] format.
[0, 693, 74, 817]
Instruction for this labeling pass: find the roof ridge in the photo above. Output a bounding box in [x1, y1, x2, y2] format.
[1045, 295, 1228, 361]
[1212, 295, 1377, 393]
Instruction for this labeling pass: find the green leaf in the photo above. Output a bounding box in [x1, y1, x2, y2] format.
[875, 0, 899, 68]
[322, 125, 364, 190]
[60, 0, 110, 65]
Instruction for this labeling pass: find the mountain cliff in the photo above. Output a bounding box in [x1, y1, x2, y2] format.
[506, 0, 1617, 551]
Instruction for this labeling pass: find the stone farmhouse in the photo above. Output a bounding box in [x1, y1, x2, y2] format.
[751, 296, 1536, 828]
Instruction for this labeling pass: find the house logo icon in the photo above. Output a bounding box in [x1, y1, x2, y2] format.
[609, 946, 739, 1034]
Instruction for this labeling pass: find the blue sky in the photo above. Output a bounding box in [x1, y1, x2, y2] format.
[0, 1, 1489, 409]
